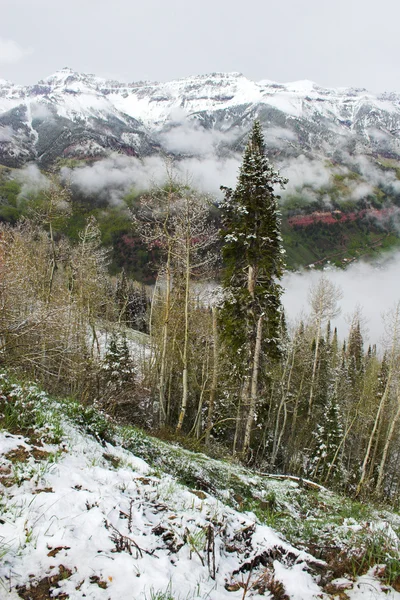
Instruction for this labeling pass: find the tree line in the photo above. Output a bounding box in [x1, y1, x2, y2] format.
[0, 122, 399, 504]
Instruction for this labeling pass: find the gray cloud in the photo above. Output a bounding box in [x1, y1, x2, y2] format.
[177, 156, 241, 195]
[61, 155, 167, 204]
[275, 152, 400, 204]
[348, 155, 400, 197]
[264, 127, 297, 149]
[30, 102, 54, 121]
[61, 152, 242, 202]
[15, 164, 50, 198]
[0, 36, 32, 64]
[2, 0, 400, 94]
[158, 119, 239, 157]
[279, 155, 333, 199]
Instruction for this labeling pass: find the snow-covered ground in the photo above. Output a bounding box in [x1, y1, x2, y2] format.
[0, 376, 399, 599]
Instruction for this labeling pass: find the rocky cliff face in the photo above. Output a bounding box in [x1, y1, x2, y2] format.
[1, 67, 400, 168]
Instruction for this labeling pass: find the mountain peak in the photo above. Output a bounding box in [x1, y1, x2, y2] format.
[2, 67, 400, 171]
[285, 79, 319, 92]
[39, 67, 98, 87]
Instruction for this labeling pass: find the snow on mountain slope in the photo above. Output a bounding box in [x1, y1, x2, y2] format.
[2, 68, 400, 168]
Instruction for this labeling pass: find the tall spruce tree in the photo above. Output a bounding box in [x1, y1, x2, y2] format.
[220, 120, 287, 456]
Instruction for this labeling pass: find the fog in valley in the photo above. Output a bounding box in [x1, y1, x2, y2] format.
[15, 126, 400, 350]
[282, 257, 400, 349]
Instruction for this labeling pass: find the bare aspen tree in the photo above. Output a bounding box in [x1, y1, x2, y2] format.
[375, 383, 400, 495]
[25, 173, 71, 301]
[134, 175, 177, 426]
[71, 216, 110, 359]
[356, 302, 400, 497]
[205, 305, 219, 446]
[135, 170, 217, 431]
[307, 274, 342, 417]
[270, 321, 303, 469]
[172, 192, 218, 432]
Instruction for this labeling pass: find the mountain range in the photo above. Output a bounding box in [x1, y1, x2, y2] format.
[1, 67, 400, 169]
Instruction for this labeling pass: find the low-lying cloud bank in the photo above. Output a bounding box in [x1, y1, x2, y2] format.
[15, 164, 50, 197]
[279, 152, 400, 205]
[283, 254, 400, 348]
[8, 155, 400, 349]
[60, 151, 400, 209]
[61, 153, 241, 202]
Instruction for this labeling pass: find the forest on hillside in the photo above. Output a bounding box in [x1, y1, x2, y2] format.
[0, 122, 400, 505]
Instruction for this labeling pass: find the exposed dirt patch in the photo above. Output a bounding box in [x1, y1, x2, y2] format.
[17, 564, 72, 599]
[191, 489, 207, 500]
[252, 569, 290, 600]
[324, 580, 352, 597]
[103, 453, 121, 469]
[226, 568, 290, 599]
[0, 475, 16, 487]
[89, 575, 108, 589]
[136, 476, 151, 485]
[47, 546, 71, 558]
[31, 447, 51, 461]
[33, 487, 54, 495]
[5, 446, 30, 463]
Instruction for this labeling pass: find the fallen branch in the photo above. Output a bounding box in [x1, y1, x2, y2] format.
[105, 520, 157, 558]
[258, 473, 328, 492]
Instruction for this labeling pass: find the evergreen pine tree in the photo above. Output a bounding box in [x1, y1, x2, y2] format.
[219, 120, 287, 456]
[311, 389, 344, 483]
[100, 333, 136, 419]
[347, 319, 364, 387]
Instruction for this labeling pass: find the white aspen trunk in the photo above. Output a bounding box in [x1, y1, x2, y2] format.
[355, 379, 391, 497]
[233, 390, 244, 454]
[274, 402, 288, 469]
[291, 371, 305, 438]
[375, 391, 400, 495]
[47, 219, 57, 303]
[248, 265, 255, 297]
[271, 344, 296, 467]
[158, 250, 171, 426]
[176, 225, 191, 432]
[191, 350, 209, 439]
[205, 306, 218, 446]
[367, 407, 385, 480]
[166, 347, 174, 420]
[356, 302, 400, 496]
[243, 314, 264, 456]
[148, 272, 159, 339]
[308, 315, 321, 418]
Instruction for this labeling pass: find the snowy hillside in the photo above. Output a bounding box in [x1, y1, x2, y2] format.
[1, 372, 400, 599]
[2, 67, 400, 167]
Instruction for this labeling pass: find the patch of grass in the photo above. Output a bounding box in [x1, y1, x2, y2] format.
[147, 587, 175, 600]
[60, 398, 114, 442]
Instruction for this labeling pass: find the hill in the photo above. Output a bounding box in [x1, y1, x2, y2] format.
[0, 371, 400, 599]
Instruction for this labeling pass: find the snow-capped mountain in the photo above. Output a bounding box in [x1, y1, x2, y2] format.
[1, 67, 400, 168]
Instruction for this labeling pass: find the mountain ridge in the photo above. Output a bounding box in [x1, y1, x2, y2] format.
[2, 68, 400, 168]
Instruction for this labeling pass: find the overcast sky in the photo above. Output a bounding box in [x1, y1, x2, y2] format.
[1, 0, 399, 92]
